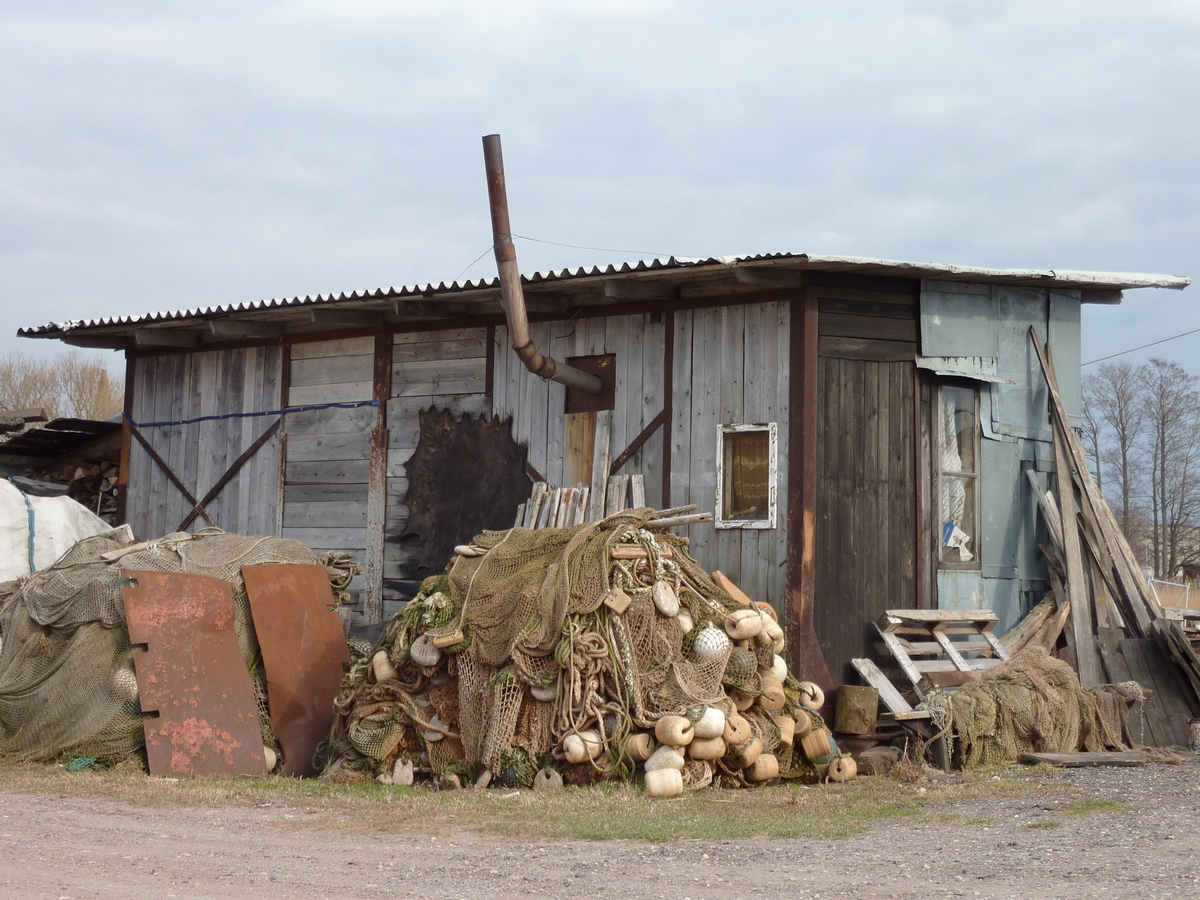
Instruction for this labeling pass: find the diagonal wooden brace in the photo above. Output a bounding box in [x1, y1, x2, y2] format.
[128, 423, 216, 528]
[176, 418, 282, 532]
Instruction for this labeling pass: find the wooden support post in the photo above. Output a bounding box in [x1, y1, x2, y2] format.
[662, 310, 674, 509]
[786, 282, 833, 689]
[117, 354, 136, 528]
[364, 333, 392, 623]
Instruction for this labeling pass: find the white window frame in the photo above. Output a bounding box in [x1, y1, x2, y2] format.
[715, 422, 778, 530]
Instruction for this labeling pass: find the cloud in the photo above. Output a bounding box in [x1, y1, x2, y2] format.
[0, 0, 1196, 368]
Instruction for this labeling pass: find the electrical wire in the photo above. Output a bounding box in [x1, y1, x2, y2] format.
[512, 234, 673, 259]
[1082, 326, 1200, 366]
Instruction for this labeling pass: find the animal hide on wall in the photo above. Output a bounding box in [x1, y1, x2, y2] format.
[400, 408, 532, 575]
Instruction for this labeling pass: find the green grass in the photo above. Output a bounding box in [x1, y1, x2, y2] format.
[0, 758, 1060, 843]
[1023, 820, 1063, 830]
[1061, 798, 1131, 816]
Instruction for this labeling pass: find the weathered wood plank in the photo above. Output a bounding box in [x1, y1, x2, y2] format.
[391, 357, 487, 397]
[290, 354, 374, 388]
[290, 336, 375, 359]
[392, 337, 488, 362]
[819, 312, 918, 342]
[285, 431, 371, 462]
[286, 482, 370, 503]
[285, 460, 370, 484]
[818, 335, 915, 361]
[285, 404, 377, 435]
[288, 382, 374, 405]
[1021, 751, 1147, 767]
[280, 526, 368, 550]
[283, 499, 368, 529]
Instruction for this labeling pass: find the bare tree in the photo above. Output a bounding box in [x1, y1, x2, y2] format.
[0, 350, 123, 422]
[1083, 360, 1146, 539]
[1139, 358, 1200, 578]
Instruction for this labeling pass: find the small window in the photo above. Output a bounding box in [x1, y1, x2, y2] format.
[936, 384, 980, 567]
[716, 423, 778, 529]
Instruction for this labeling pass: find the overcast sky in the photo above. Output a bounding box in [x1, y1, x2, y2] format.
[1, 1, 1197, 372]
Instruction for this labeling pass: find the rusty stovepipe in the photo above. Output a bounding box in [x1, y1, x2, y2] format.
[482, 134, 602, 395]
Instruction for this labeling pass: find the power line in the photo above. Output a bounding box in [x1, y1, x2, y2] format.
[1083, 326, 1200, 366]
[512, 234, 673, 259]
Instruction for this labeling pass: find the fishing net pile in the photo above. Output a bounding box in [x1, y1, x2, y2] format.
[0, 529, 360, 764]
[320, 509, 850, 794]
[920, 646, 1144, 769]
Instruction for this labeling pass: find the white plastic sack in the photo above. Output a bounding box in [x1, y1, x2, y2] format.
[0, 479, 112, 581]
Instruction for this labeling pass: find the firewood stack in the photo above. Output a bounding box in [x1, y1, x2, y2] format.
[21, 463, 120, 524]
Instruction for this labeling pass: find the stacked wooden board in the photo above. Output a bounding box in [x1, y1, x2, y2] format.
[1025, 326, 1200, 746]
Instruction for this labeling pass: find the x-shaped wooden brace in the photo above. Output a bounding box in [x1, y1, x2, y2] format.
[128, 418, 282, 533]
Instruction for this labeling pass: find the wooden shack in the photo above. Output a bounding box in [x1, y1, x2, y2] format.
[19, 253, 1188, 685]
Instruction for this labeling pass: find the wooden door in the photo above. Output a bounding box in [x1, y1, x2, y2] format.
[813, 357, 918, 685]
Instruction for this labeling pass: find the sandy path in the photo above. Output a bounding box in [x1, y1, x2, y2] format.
[1, 759, 1198, 900]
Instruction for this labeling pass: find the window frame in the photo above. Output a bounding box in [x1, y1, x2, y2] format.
[715, 422, 778, 530]
[934, 382, 982, 570]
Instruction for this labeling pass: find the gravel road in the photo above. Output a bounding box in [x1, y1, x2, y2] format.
[1, 757, 1197, 900]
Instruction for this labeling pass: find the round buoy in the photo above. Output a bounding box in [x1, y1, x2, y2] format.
[827, 755, 857, 782]
[645, 767, 684, 798]
[655, 715, 695, 747]
[796, 681, 825, 711]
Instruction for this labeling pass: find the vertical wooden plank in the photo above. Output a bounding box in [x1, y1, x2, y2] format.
[588, 411, 612, 521]
[788, 283, 832, 688]
[1054, 417, 1103, 687]
[670, 310, 692, 516]
[770, 301, 791, 606]
[915, 369, 932, 608]
[565, 412, 597, 486]
[639, 314, 665, 509]
[276, 343, 290, 539]
[117, 353, 135, 528]
[364, 333, 393, 623]
[661, 310, 675, 509]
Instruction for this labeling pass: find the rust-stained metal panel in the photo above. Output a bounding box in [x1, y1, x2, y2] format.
[122, 570, 265, 778]
[242, 563, 351, 778]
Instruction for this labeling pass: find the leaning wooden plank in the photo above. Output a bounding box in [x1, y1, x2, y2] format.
[630, 473, 646, 509]
[1130, 635, 1198, 740]
[1097, 628, 1150, 746]
[1033, 599, 1072, 653]
[851, 658, 914, 714]
[876, 630, 926, 693]
[1051, 415, 1104, 687]
[1151, 618, 1200, 709]
[712, 570, 754, 606]
[1024, 469, 1065, 553]
[587, 411, 612, 522]
[1000, 599, 1057, 654]
[910, 658, 1004, 673]
[647, 513, 713, 528]
[1029, 328, 1156, 636]
[1118, 638, 1176, 747]
[1020, 751, 1148, 767]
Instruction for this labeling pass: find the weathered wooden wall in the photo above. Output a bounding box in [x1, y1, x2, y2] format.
[383, 328, 491, 616]
[127, 345, 281, 542]
[813, 357, 917, 685]
[810, 274, 919, 684]
[493, 313, 668, 507]
[670, 302, 791, 610]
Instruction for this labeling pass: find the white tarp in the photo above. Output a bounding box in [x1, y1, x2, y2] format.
[0, 479, 112, 581]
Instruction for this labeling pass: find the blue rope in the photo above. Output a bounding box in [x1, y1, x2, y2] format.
[7, 479, 36, 573]
[125, 400, 379, 429]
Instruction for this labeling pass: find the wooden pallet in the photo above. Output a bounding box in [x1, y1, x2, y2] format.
[875, 609, 1010, 699]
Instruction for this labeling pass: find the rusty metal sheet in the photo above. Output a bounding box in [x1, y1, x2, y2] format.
[242, 563, 351, 778]
[122, 570, 265, 777]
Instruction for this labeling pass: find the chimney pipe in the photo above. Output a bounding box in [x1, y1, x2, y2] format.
[482, 134, 602, 395]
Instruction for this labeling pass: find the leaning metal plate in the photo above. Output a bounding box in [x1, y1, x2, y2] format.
[122, 570, 265, 777]
[242, 564, 351, 778]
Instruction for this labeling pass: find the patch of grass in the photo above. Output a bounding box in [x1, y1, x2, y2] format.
[1023, 820, 1063, 830]
[0, 759, 1056, 843]
[1061, 798, 1131, 816]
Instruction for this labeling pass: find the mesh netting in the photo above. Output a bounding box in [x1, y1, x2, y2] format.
[318, 512, 816, 787]
[0, 529, 359, 763]
[919, 646, 1144, 769]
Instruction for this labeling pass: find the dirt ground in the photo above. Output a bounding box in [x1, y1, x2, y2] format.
[1, 757, 1198, 900]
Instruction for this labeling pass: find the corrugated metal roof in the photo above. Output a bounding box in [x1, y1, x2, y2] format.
[16, 251, 1190, 340]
